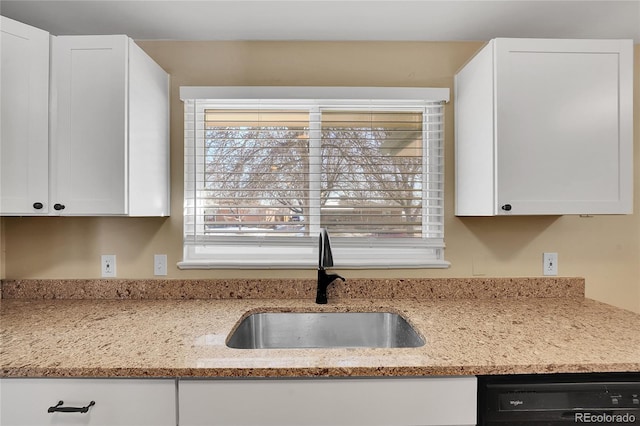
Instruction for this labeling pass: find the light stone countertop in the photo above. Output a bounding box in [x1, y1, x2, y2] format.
[1, 292, 639, 378]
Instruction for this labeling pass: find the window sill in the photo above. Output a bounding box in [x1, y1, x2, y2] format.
[177, 260, 451, 270]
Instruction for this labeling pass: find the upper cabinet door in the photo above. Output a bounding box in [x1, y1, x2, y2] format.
[0, 17, 50, 215]
[495, 38, 633, 215]
[455, 38, 633, 216]
[52, 35, 128, 215]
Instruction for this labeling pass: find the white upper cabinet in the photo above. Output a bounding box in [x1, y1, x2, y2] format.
[52, 35, 170, 216]
[0, 16, 50, 214]
[455, 38, 633, 216]
[0, 21, 169, 217]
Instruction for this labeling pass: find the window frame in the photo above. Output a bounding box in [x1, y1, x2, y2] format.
[179, 87, 450, 269]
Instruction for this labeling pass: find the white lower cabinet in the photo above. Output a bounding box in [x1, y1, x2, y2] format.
[0, 378, 176, 426]
[178, 376, 477, 426]
[0, 376, 477, 425]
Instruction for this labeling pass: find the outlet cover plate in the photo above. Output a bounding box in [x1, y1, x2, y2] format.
[101, 254, 116, 278]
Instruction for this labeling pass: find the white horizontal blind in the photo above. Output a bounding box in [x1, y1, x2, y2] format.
[321, 110, 426, 237]
[182, 94, 446, 268]
[200, 109, 312, 236]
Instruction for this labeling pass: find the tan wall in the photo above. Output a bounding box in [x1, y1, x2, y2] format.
[3, 41, 639, 313]
[635, 43, 639, 314]
[0, 218, 5, 279]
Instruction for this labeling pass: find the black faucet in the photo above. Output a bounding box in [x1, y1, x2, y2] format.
[316, 228, 345, 304]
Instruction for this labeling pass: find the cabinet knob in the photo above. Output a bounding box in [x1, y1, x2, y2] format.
[33, 202, 44, 210]
[501, 204, 512, 211]
[53, 203, 66, 211]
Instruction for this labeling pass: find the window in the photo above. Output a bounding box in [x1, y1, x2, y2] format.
[180, 87, 449, 268]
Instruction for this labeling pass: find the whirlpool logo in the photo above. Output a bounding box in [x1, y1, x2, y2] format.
[575, 412, 637, 423]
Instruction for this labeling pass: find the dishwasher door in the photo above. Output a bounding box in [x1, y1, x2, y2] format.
[478, 373, 640, 425]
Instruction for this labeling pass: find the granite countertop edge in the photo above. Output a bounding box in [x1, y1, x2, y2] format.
[3, 364, 639, 379]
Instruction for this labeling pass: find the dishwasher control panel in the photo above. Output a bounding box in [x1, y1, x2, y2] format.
[478, 373, 640, 425]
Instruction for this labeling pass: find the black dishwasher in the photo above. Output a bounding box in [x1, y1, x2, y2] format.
[478, 372, 640, 425]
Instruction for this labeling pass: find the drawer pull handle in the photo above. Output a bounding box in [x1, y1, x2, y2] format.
[48, 400, 95, 414]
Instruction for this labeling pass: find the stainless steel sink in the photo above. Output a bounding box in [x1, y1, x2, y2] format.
[226, 312, 425, 349]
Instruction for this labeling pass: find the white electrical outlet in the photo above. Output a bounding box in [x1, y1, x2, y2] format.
[101, 254, 116, 278]
[154, 254, 167, 276]
[543, 252, 558, 276]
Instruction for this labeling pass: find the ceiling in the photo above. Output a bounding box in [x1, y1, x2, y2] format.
[1, 0, 639, 42]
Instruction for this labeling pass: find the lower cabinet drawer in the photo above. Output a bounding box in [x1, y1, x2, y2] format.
[0, 378, 176, 426]
[179, 376, 477, 426]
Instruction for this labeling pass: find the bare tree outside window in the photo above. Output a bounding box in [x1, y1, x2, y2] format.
[202, 109, 423, 239]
